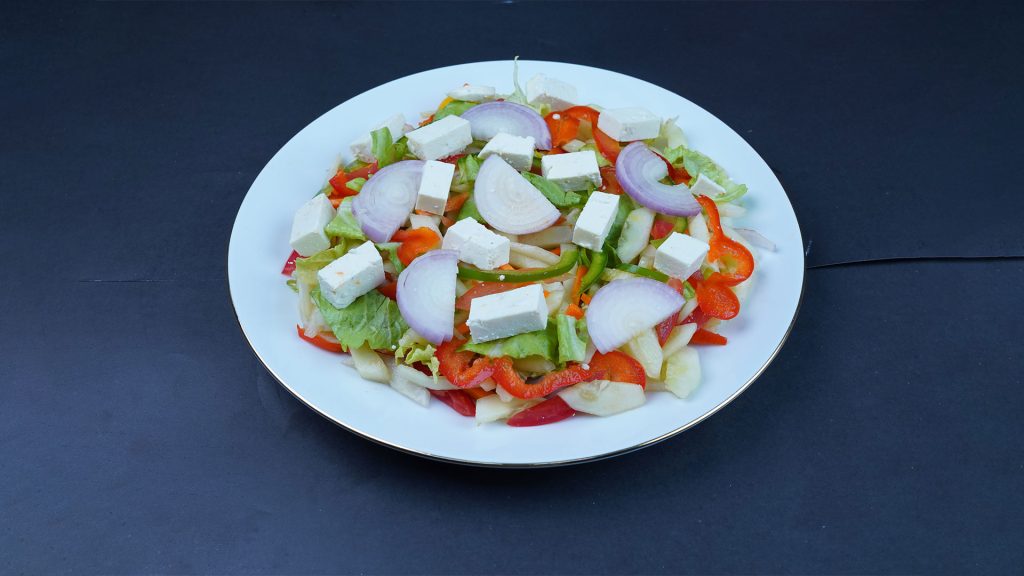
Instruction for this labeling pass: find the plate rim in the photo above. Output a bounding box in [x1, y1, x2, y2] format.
[227, 59, 805, 468]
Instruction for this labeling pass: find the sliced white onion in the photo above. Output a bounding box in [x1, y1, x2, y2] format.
[396, 249, 458, 345]
[461, 101, 552, 150]
[510, 241, 560, 265]
[352, 160, 424, 242]
[615, 142, 701, 216]
[585, 277, 685, 353]
[735, 227, 777, 251]
[474, 155, 560, 234]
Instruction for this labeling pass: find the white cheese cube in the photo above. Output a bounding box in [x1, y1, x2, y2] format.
[654, 232, 710, 280]
[541, 151, 602, 191]
[463, 230, 510, 270]
[289, 194, 336, 257]
[689, 173, 726, 198]
[526, 74, 577, 112]
[317, 241, 385, 309]
[405, 115, 472, 161]
[349, 114, 407, 163]
[467, 284, 548, 343]
[597, 107, 661, 142]
[441, 217, 509, 270]
[572, 191, 620, 251]
[408, 213, 441, 237]
[448, 84, 496, 102]
[415, 160, 455, 215]
[478, 133, 535, 172]
[441, 217, 488, 253]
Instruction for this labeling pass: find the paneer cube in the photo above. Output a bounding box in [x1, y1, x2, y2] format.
[289, 194, 336, 257]
[415, 160, 455, 215]
[526, 74, 577, 112]
[541, 151, 602, 191]
[689, 173, 726, 198]
[408, 213, 441, 237]
[654, 232, 710, 280]
[467, 284, 548, 343]
[596, 107, 661, 142]
[317, 241, 385, 309]
[448, 84, 496, 102]
[478, 133, 536, 172]
[350, 114, 407, 163]
[406, 115, 472, 161]
[441, 217, 509, 270]
[572, 191, 620, 251]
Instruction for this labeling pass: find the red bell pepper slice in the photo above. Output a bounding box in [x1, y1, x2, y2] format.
[438, 153, 466, 165]
[328, 170, 358, 198]
[695, 195, 754, 286]
[282, 250, 300, 276]
[588, 351, 647, 388]
[656, 279, 685, 345]
[429, 389, 476, 417]
[555, 106, 622, 164]
[690, 328, 728, 346]
[295, 325, 344, 353]
[391, 227, 440, 265]
[507, 396, 575, 427]
[544, 112, 581, 148]
[346, 161, 378, 180]
[599, 165, 623, 194]
[435, 338, 496, 388]
[491, 357, 595, 399]
[693, 278, 740, 320]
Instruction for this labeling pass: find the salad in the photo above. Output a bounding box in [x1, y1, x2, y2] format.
[283, 62, 768, 427]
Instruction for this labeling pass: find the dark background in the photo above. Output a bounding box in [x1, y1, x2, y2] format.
[2, 1, 1022, 574]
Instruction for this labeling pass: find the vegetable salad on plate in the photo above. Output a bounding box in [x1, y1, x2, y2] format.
[282, 61, 769, 427]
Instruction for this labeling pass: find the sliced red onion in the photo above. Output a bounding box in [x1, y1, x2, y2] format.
[474, 155, 560, 234]
[615, 142, 701, 217]
[352, 160, 424, 242]
[585, 277, 685, 353]
[396, 249, 458, 345]
[461, 101, 552, 150]
[735, 227, 776, 251]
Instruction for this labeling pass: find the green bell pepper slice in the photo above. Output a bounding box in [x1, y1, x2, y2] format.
[457, 248, 579, 282]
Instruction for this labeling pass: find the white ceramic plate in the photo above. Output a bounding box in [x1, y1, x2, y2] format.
[228, 60, 803, 467]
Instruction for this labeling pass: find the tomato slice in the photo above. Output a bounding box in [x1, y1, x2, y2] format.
[391, 227, 441, 265]
[455, 281, 528, 311]
[650, 219, 674, 240]
[282, 250, 300, 276]
[561, 106, 621, 163]
[588, 351, 646, 388]
[377, 280, 398, 300]
[429, 389, 476, 417]
[599, 166, 623, 194]
[506, 396, 575, 427]
[346, 161, 378, 180]
[492, 357, 595, 399]
[295, 325, 344, 353]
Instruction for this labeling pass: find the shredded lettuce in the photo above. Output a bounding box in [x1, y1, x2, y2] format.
[394, 329, 441, 381]
[325, 197, 366, 241]
[506, 56, 529, 106]
[375, 242, 405, 275]
[664, 146, 748, 203]
[286, 278, 298, 293]
[580, 143, 611, 168]
[682, 281, 696, 301]
[370, 127, 408, 168]
[521, 172, 582, 207]
[294, 243, 348, 285]
[461, 324, 558, 362]
[312, 289, 407, 352]
[556, 315, 588, 364]
[345, 177, 366, 193]
[456, 154, 481, 184]
[434, 100, 477, 121]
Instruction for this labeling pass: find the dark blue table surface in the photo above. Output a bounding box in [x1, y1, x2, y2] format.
[2, 1, 1022, 574]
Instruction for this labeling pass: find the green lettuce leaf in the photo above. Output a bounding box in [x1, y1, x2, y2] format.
[294, 243, 348, 285]
[457, 195, 483, 222]
[325, 197, 366, 241]
[434, 100, 477, 121]
[375, 242, 405, 275]
[456, 154, 481, 184]
[394, 329, 441, 381]
[461, 324, 558, 361]
[556, 315, 588, 364]
[521, 172, 582, 207]
[665, 145, 748, 203]
[345, 177, 366, 193]
[506, 56, 529, 106]
[370, 128, 408, 168]
[312, 289, 408, 352]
